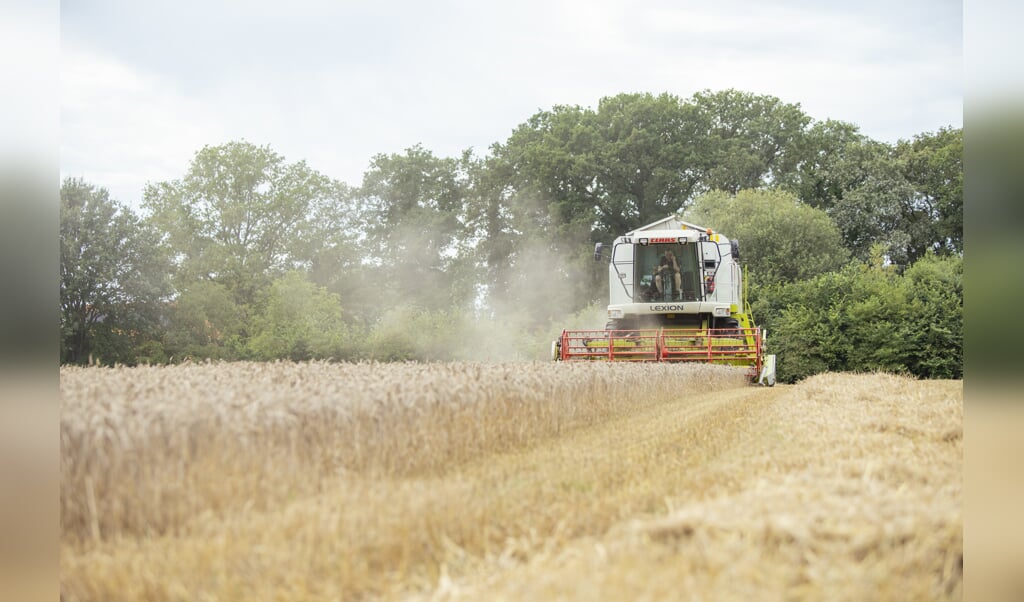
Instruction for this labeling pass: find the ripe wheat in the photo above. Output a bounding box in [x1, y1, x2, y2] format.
[61, 361, 746, 543]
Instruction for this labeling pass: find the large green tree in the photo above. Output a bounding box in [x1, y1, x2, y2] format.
[484, 103, 604, 320]
[688, 89, 811, 195]
[781, 118, 866, 209]
[685, 188, 849, 287]
[143, 141, 346, 307]
[782, 124, 963, 265]
[60, 178, 169, 364]
[481, 90, 820, 320]
[489, 90, 816, 243]
[824, 139, 916, 264]
[590, 93, 705, 238]
[896, 127, 963, 257]
[357, 145, 477, 313]
[485, 93, 701, 319]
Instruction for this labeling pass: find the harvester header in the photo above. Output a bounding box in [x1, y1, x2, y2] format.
[554, 215, 776, 385]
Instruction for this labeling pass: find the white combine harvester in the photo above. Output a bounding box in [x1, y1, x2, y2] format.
[553, 215, 776, 386]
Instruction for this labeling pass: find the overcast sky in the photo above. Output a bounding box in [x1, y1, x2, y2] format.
[60, 0, 963, 209]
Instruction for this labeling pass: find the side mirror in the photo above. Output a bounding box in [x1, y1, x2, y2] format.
[594, 242, 606, 262]
[731, 240, 740, 261]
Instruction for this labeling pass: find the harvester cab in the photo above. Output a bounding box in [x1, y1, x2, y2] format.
[555, 215, 777, 386]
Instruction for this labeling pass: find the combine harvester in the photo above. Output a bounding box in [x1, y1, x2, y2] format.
[553, 215, 776, 386]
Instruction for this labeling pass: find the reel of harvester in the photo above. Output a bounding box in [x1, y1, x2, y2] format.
[554, 326, 775, 385]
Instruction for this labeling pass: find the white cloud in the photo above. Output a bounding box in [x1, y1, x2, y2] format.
[60, 1, 962, 210]
[61, 41, 224, 207]
[587, 2, 961, 141]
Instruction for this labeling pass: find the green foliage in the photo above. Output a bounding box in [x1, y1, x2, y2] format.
[590, 93, 704, 237]
[781, 118, 866, 211]
[60, 178, 170, 365]
[162, 280, 247, 361]
[763, 254, 962, 382]
[357, 145, 478, 314]
[61, 89, 962, 374]
[688, 89, 811, 195]
[686, 189, 848, 287]
[900, 253, 963, 378]
[821, 140, 915, 263]
[143, 141, 348, 306]
[781, 123, 963, 265]
[364, 306, 467, 362]
[896, 127, 963, 256]
[248, 272, 350, 361]
[485, 102, 606, 320]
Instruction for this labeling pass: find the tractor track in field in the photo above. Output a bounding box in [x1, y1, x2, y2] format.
[586, 383, 792, 460]
[501, 383, 795, 503]
[449, 382, 794, 534]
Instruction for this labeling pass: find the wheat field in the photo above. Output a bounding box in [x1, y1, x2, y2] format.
[60, 362, 961, 601]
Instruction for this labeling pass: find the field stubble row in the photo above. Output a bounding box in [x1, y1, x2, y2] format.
[447, 373, 962, 601]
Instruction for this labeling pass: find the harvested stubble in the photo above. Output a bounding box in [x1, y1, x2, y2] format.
[433, 372, 962, 601]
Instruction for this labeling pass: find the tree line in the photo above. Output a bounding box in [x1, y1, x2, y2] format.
[60, 89, 962, 380]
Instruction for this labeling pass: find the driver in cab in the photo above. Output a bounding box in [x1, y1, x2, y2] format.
[654, 249, 682, 301]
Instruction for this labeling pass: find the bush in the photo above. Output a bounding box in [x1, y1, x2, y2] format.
[248, 272, 351, 361]
[762, 252, 961, 382]
[163, 280, 247, 361]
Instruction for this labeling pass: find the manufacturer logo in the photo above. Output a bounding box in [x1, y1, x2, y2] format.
[651, 304, 686, 311]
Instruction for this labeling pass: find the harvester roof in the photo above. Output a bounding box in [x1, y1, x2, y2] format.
[625, 215, 714, 236]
